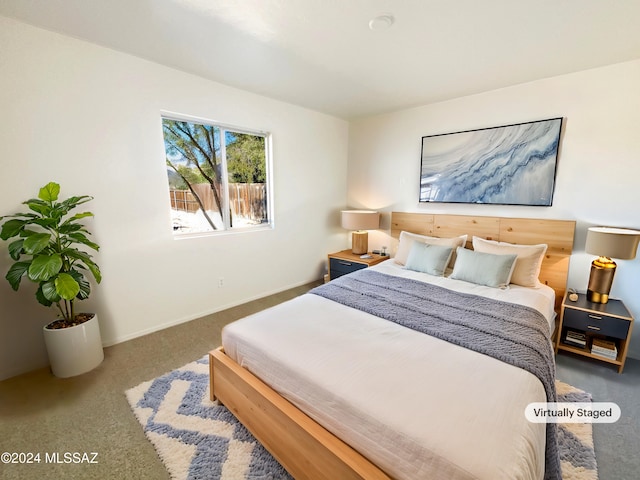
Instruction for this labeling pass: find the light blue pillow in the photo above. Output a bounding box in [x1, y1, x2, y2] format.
[450, 247, 517, 288]
[405, 243, 454, 276]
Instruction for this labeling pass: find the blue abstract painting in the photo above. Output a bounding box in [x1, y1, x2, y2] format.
[419, 118, 563, 205]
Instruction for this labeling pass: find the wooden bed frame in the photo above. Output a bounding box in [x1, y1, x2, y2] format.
[210, 212, 576, 480]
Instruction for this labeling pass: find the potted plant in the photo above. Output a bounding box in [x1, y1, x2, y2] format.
[0, 182, 103, 378]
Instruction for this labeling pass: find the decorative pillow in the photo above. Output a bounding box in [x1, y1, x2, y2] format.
[450, 247, 517, 288]
[395, 231, 467, 268]
[472, 237, 547, 288]
[405, 243, 454, 276]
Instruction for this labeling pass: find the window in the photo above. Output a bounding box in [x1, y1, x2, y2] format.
[161, 115, 272, 235]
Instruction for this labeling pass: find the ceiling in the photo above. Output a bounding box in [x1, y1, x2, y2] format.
[2, 0, 640, 119]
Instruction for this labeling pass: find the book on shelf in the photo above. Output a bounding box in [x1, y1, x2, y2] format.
[591, 338, 617, 359]
[592, 338, 617, 350]
[564, 330, 586, 347]
[591, 349, 618, 360]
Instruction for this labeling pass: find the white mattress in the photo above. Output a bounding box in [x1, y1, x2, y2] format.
[222, 261, 556, 480]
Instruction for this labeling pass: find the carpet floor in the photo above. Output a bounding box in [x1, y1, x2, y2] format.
[127, 356, 598, 480]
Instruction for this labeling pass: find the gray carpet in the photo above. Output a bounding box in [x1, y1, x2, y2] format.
[556, 354, 640, 480]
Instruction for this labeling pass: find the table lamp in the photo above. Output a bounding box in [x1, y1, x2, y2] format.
[585, 226, 640, 303]
[341, 210, 380, 255]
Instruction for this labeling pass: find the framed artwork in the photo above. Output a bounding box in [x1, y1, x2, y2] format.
[419, 117, 563, 206]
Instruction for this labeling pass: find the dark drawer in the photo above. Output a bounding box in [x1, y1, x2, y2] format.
[563, 308, 630, 339]
[329, 258, 367, 278]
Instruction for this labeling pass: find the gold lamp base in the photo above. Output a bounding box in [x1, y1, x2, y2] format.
[351, 231, 368, 255]
[586, 256, 616, 304]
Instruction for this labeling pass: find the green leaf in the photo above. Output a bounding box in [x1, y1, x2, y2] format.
[68, 269, 91, 300]
[5, 262, 30, 290]
[8, 239, 24, 260]
[81, 257, 101, 284]
[67, 232, 100, 251]
[1, 212, 39, 221]
[87, 260, 102, 284]
[55, 273, 80, 300]
[32, 218, 57, 229]
[64, 250, 102, 283]
[22, 197, 45, 205]
[40, 279, 61, 303]
[25, 199, 51, 216]
[38, 182, 60, 202]
[23, 233, 51, 255]
[60, 211, 94, 229]
[27, 254, 62, 282]
[0, 219, 26, 240]
[49, 204, 67, 223]
[60, 196, 93, 212]
[36, 284, 54, 307]
[19, 229, 39, 238]
[58, 223, 83, 234]
[66, 211, 94, 221]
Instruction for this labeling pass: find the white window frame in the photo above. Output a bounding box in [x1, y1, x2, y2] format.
[161, 111, 274, 237]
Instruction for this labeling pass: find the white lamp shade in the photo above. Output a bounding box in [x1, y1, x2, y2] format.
[341, 210, 380, 231]
[585, 227, 640, 260]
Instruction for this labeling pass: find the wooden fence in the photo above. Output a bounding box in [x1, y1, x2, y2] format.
[169, 183, 267, 223]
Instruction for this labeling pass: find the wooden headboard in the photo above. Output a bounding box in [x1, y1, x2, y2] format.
[390, 212, 576, 313]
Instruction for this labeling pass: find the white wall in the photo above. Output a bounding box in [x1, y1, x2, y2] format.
[0, 17, 348, 380]
[349, 59, 640, 359]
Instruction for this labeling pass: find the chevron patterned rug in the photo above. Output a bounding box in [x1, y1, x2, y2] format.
[126, 356, 598, 480]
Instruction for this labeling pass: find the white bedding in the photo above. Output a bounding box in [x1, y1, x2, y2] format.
[222, 261, 556, 480]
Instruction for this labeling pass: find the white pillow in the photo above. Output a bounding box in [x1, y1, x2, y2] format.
[405, 243, 454, 276]
[472, 237, 547, 288]
[395, 231, 467, 268]
[450, 247, 517, 289]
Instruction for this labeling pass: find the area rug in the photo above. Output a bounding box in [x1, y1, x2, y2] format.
[126, 356, 598, 480]
[556, 381, 598, 480]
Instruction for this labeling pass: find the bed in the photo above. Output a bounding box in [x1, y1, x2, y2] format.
[210, 213, 576, 480]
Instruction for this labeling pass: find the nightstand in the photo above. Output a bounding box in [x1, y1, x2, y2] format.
[555, 292, 634, 373]
[327, 250, 388, 280]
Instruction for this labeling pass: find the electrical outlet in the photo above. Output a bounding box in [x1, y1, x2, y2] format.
[218, 277, 225, 288]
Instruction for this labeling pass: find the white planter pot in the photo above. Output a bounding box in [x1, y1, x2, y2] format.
[43, 313, 104, 378]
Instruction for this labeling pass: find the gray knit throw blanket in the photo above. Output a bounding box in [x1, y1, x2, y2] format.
[311, 269, 561, 480]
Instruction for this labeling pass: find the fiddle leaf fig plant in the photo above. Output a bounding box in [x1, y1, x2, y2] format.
[0, 182, 101, 327]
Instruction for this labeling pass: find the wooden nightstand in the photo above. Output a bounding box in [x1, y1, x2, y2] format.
[327, 250, 388, 280]
[555, 292, 634, 373]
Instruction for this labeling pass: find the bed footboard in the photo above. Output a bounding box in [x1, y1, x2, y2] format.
[209, 347, 391, 480]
